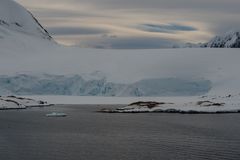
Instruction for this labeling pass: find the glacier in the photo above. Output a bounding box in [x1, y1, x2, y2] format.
[0, 74, 211, 97]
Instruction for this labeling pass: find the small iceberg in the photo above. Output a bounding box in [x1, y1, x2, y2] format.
[46, 112, 67, 117]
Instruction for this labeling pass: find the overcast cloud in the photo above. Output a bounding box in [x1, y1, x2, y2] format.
[17, 0, 240, 48]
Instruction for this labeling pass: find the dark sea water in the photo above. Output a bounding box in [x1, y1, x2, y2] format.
[0, 105, 240, 160]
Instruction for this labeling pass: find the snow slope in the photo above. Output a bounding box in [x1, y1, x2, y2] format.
[0, 98, 26, 110]
[0, 96, 49, 110]
[0, 0, 51, 40]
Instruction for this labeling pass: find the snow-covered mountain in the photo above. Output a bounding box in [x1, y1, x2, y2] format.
[180, 31, 240, 48]
[202, 31, 240, 48]
[0, 0, 51, 40]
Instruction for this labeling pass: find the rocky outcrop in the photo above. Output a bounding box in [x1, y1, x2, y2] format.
[203, 31, 240, 48]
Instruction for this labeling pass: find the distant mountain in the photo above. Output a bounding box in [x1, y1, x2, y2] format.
[203, 31, 240, 48]
[180, 31, 240, 48]
[179, 42, 203, 48]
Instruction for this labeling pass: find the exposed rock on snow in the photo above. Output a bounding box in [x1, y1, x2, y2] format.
[128, 101, 168, 109]
[202, 31, 240, 48]
[181, 31, 240, 48]
[0, 0, 52, 40]
[196, 101, 225, 107]
[100, 94, 240, 114]
[0, 98, 26, 110]
[0, 96, 50, 110]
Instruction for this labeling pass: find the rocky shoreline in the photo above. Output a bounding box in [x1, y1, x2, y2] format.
[0, 96, 51, 110]
[99, 99, 240, 114]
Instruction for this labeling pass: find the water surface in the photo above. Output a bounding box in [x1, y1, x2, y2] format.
[0, 105, 240, 160]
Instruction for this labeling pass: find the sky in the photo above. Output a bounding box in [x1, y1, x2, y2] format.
[17, 0, 240, 49]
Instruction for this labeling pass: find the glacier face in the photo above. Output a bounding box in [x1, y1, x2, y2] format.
[0, 74, 211, 97]
[122, 78, 212, 97]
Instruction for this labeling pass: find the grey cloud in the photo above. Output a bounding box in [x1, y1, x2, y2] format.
[101, 34, 118, 38]
[78, 36, 181, 49]
[47, 27, 108, 35]
[201, 18, 240, 35]
[18, 0, 240, 48]
[21, 0, 240, 15]
[55, 0, 240, 14]
[108, 38, 178, 49]
[30, 8, 113, 19]
[138, 23, 197, 33]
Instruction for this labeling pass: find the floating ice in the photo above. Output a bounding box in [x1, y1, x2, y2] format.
[46, 112, 67, 117]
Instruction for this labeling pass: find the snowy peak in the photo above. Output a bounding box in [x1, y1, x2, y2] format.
[0, 0, 51, 40]
[204, 30, 240, 48]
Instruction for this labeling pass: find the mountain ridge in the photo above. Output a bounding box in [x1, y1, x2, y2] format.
[183, 30, 240, 48]
[203, 30, 240, 48]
